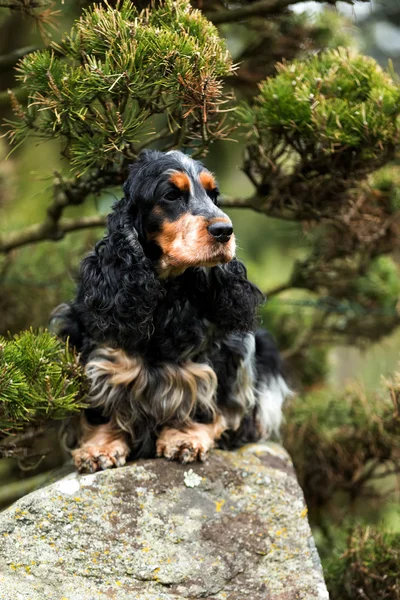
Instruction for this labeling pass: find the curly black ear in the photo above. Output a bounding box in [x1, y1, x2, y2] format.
[205, 259, 264, 332]
[79, 198, 163, 347]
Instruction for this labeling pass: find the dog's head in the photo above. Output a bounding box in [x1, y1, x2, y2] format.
[123, 150, 236, 276]
[79, 150, 251, 345]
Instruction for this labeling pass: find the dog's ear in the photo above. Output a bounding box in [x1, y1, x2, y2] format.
[123, 150, 164, 198]
[79, 199, 163, 345]
[206, 259, 265, 332]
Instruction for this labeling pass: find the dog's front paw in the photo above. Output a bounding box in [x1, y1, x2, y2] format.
[156, 426, 213, 464]
[72, 439, 129, 473]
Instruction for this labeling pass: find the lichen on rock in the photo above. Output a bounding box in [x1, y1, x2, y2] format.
[0, 443, 329, 600]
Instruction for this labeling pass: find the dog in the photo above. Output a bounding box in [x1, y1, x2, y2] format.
[51, 150, 291, 472]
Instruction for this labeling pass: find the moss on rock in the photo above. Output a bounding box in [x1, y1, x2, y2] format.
[0, 443, 328, 599]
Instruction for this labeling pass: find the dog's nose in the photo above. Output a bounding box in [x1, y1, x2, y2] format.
[207, 222, 233, 243]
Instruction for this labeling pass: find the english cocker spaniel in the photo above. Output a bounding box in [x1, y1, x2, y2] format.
[51, 150, 290, 472]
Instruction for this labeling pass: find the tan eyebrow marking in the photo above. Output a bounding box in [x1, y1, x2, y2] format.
[199, 171, 217, 191]
[169, 172, 191, 192]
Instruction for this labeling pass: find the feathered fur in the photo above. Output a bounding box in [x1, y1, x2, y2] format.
[51, 150, 291, 472]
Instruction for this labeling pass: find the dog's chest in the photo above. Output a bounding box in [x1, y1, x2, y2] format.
[147, 294, 215, 362]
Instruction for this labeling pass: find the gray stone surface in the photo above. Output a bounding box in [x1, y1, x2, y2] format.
[0, 443, 329, 600]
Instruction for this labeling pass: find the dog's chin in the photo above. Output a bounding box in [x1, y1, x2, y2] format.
[184, 239, 236, 268]
[198, 251, 234, 268]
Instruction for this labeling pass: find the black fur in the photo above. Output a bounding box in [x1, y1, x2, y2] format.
[52, 150, 288, 465]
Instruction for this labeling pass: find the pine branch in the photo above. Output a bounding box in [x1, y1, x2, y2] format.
[220, 195, 257, 210]
[325, 527, 400, 600]
[0, 330, 88, 438]
[0, 216, 107, 253]
[0, 169, 121, 253]
[265, 282, 295, 297]
[6, 0, 235, 173]
[0, 0, 58, 29]
[221, 194, 310, 220]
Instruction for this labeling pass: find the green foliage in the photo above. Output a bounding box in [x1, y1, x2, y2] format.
[0, 230, 99, 336]
[292, 254, 400, 314]
[355, 255, 400, 311]
[245, 47, 400, 158]
[262, 297, 328, 389]
[239, 48, 400, 219]
[283, 377, 400, 515]
[6, 0, 233, 173]
[371, 165, 400, 213]
[326, 527, 400, 600]
[0, 329, 86, 436]
[283, 248, 400, 344]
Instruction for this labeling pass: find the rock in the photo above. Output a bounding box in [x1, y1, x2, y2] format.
[0, 443, 329, 600]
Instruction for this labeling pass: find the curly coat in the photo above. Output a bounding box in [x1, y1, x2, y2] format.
[51, 150, 290, 472]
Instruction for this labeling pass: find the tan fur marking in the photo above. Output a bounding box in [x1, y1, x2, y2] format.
[87, 349, 143, 386]
[156, 415, 227, 463]
[85, 348, 218, 432]
[72, 417, 130, 473]
[169, 171, 191, 192]
[199, 171, 217, 191]
[152, 213, 236, 277]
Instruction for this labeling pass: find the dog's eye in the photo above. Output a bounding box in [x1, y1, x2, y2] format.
[164, 190, 181, 201]
[209, 188, 220, 204]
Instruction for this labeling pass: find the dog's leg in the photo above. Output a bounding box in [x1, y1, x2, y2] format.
[156, 416, 227, 464]
[72, 416, 130, 473]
